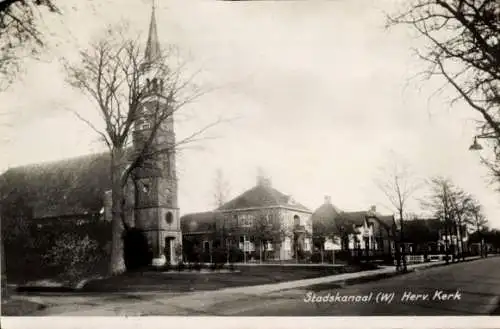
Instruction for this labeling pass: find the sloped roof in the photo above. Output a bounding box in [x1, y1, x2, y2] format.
[312, 206, 395, 237]
[311, 202, 342, 222]
[377, 215, 397, 229]
[217, 184, 311, 213]
[0, 152, 111, 219]
[338, 211, 368, 227]
[180, 211, 220, 234]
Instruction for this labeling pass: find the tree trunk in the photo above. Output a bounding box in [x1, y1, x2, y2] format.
[109, 148, 127, 275]
[320, 243, 324, 264]
[260, 241, 263, 264]
[1, 222, 7, 302]
[444, 221, 450, 264]
[399, 212, 407, 272]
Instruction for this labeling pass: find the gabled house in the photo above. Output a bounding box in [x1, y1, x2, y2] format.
[311, 197, 396, 256]
[181, 175, 313, 261]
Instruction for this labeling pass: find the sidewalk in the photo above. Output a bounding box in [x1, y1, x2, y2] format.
[52, 256, 482, 315]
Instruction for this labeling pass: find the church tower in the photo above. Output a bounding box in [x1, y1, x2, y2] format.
[132, 3, 181, 266]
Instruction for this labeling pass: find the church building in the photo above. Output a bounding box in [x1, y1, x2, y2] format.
[0, 4, 181, 267]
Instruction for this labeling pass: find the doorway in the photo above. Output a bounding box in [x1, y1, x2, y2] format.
[164, 237, 174, 264]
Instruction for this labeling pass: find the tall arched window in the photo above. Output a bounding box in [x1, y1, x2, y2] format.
[165, 211, 173, 225]
[293, 215, 300, 227]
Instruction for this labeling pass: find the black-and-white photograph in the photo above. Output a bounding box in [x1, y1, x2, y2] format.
[0, 0, 499, 322]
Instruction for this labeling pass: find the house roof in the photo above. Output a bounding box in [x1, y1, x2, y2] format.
[180, 211, 220, 234]
[311, 201, 396, 236]
[0, 152, 111, 219]
[311, 202, 342, 222]
[217, 182, 311, 213]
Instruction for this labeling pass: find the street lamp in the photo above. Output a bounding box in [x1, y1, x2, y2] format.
[469, 137, 483, 151]
[469, 133, 499, 151]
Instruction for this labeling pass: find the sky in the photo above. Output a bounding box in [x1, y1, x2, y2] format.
[1, 0, 499, 227]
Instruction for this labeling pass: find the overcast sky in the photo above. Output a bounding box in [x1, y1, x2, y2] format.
[1, 0, 499, 227]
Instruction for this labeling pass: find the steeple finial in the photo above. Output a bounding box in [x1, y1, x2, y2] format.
[145, 1, 161, 64]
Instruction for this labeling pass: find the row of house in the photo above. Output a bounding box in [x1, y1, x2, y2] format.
[180, 175, 397, 262]
[1, 151, 473, 265]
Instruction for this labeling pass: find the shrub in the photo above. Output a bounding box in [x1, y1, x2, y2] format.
[212, 246, 226, 268]
[43, 233, 100, 282]
[229, 247, 243, 263]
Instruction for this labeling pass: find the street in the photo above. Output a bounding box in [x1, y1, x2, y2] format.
[21, 256, 500, 316]
[212, 257, 500, 316]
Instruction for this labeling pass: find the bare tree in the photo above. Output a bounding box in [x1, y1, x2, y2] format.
[64, 23, 222, 274]
[0, 0, 59, 90]
[0, 0, 60, 300]
[421, 176, 471, 263]
[312, 219, 333, 264]
[375, 154, 421, 271]
[465, 199, 488, 257]
[212, 168, 230, 209]
[387, 1, 500, 178]
[448, 188, 474, 261]
[241, 209, 287, 263]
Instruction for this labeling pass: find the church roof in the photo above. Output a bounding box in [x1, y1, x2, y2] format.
[0, 152, 111, 220]
[216, 181, 311, 213]
[144, 3, 161, 64]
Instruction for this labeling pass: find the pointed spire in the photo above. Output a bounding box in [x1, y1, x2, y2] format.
[145, 1, 161, 64]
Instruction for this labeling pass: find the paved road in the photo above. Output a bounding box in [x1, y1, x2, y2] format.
[208, 257, 500, 316]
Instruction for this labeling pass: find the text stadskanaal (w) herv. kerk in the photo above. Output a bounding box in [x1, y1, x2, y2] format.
[303, 290, 462, 304]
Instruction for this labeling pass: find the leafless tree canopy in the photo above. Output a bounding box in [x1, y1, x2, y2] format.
[64, 23, 220, 274]
[388, 0, 500, 180]
[212, 168, 230, 209]
[465, 198, 488, 231]
[64, 24, 214, 185]
[375, 154, 421, 222]
[0, 0, 58, 89]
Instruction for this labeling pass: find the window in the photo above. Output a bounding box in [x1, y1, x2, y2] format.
[140, 121, 151, 130]
[293, 215, 300, 226]
[239, 214, 254, 227]
[304, 239, 311, 251]
[203, 241, 210, 252]
[283, 237, 291, 251]
[165, 212, 173, 225]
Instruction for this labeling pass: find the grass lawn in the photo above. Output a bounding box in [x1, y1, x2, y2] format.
[80, 263, 376, 293]
[1, 298, 46, 316]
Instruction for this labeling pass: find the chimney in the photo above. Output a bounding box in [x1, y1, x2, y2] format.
[324, 195, 331, 204]
[257, 176, 272, 188]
